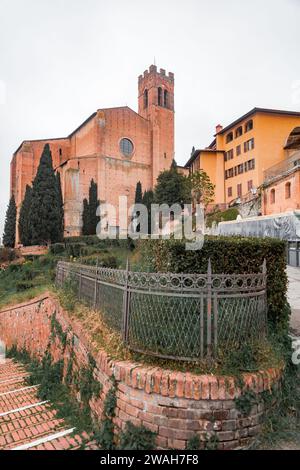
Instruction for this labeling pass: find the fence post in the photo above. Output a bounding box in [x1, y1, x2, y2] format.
[93, 259, 99, 309]
[207, 258, 212, 358]
[122, 258, 130, 344]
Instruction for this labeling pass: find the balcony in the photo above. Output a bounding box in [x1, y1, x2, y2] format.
[263, 151, 300, 184]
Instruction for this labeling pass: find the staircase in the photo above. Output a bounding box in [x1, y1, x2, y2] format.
[0, 359, 98, 450]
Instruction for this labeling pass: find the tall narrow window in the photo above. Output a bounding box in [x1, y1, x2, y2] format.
[247, 180, 253, 191]
[270, 189, 276, 204]
[158, 87, 162, 106]
[164, 90, 168, 108]
[144, 89, 148, 109]
[285, 182, 291, 199]
[228, 187, 232, 198]
[237, 183, 242, 198]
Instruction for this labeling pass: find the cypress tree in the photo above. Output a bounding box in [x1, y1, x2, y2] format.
[3, 195, 17, 248]
[29, 144, 62, 245]
[142, 189, 154, 234]
[19, 185, 33, 246]
[88, 179, 100, 235]
[82, 198, 90, 236]
[133, 181, 143, 233]
[134, 181, 143, 204]
[56, 172, 64, 241]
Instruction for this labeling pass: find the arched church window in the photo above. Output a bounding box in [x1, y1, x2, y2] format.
[158, 87, 162, 106]
[144, 89, 148, 109]
[120, 138, 134, 157]
[164, 90, 168, 108]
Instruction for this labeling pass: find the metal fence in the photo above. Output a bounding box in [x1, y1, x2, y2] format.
[56, 260, 268, 362]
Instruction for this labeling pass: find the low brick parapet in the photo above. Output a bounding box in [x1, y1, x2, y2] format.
[0, 294, 283, 450]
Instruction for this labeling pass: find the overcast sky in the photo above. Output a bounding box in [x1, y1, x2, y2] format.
[1, 0, 300, 236]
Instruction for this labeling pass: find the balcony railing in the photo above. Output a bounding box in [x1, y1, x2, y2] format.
[264, 152, 300, 184]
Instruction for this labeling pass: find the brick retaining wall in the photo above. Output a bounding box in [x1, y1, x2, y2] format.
[0, 294, 283, 450]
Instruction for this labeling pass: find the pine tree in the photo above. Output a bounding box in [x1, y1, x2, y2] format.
[82, 198, 90, 236]
[19, 185, 33, 246]
[154, 160, 192, 207]
[56, 172, 64, 240]
[3, 195, 17, 248]
[29, 144, 62, 245]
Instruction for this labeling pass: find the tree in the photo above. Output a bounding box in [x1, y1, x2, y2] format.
[56, 172, 64, 240]
[29, 144, 63, 245]
[189, 170, 215, 209]
[133, 181, 143, 233]
[3, 195, 17, 247]
[82, 198, 90, 236]
[134, 181, 143, 204]
[154, 160, 192, 207]
[82, 179, 100, 236]
[88, 179, 100, 235]
[142, 189, 154, 234]
[19, 185, 33, 246]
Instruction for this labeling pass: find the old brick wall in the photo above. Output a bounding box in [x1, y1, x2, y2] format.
[0, 294, 282, 450]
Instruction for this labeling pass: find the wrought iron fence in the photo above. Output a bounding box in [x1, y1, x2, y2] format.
[56, 260, 267, 362]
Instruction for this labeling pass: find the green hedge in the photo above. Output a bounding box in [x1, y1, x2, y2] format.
[144, 237, 288, 331]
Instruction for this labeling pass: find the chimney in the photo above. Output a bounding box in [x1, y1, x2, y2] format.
[215, 124, 223, 134]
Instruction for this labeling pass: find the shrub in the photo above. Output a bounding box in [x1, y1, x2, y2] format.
[66, 243, 86, 258]
[16, 281, 35, 292]
[206, 207, 239, 228]
[143, 237, 288, 331]
[0, 247, 17, 263]
[50, 243, 66, 255]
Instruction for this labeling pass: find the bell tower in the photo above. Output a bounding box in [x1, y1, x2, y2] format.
[138, 65, 175, 186]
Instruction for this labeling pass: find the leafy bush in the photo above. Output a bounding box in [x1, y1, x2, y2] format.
[16, 281, 35, 292]
[50, 243, 66, 255]
[206, 207, 239, 228]
[143, 237, 288, 331]
[66, 243, 86, 258]
[0, 247, 17, 263]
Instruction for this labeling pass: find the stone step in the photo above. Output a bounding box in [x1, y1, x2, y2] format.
[0, 359, 97, 450]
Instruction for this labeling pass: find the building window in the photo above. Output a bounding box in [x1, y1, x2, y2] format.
[228, 187, 232, 198]
[226, 132, 234, 143]
[59, 148, 62, 157]
[270, 189, 276, 204]
[245, 120, 253, 133]
[238, 164, 244, 175]
[285, 182, 291, 199]
[236, 145, 241, 156]
[228, 168, 234, 178]
[164, 152, 167, 159]
[225, 149, 234, 161]
[120, 138, 134, 156]
[248, 158, 255, 170]
[144, 89, 148, 108]
[244, 138, 255, 152]
[164, 90, 168, 108]
[235, 126, 243, 138]
[247, 180, 253, 191]
[158, 87, 162, 106]
[237, 183, 242, 198]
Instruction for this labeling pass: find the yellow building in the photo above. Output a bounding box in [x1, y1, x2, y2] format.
[185, 108, 300, 213]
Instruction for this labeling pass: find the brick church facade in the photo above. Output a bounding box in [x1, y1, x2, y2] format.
[10, 65, 175, 242]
